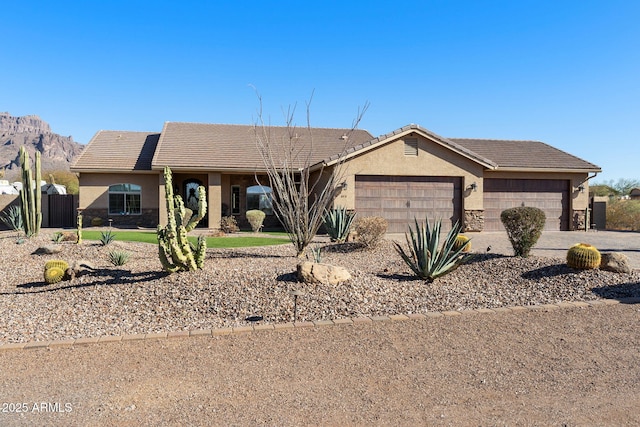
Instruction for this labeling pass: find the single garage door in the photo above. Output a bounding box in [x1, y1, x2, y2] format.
[355, 175, 462, 233]
[483, 179, 570, 231]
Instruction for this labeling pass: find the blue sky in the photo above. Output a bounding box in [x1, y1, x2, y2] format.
[3, 1, 638, 183]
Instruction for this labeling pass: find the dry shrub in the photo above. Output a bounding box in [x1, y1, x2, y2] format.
[606, 200, 640, 231]
[246, 210, 266, 232]
[219, 216, 239, 233]
[354, 216, 388, 248]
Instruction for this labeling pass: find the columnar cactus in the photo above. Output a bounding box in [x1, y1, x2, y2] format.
[157, 166, 208, 273]
[19, 146, 42, 237]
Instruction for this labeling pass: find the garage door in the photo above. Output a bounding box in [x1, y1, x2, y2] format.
[483, 179, 570, 231]
[355, 175, 462, 233]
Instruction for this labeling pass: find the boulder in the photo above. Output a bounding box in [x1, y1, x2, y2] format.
[599, 252, 632, 274]
[297, 261, 351, 285]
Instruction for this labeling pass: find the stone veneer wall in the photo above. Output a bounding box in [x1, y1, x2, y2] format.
[572, 209, 587, 231]
[80, 209, 159, 228]
[464, 210, 484, 232]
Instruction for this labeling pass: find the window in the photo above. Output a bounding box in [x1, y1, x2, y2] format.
[246, 185, 273, 215]
[404, 138, 418, 156]
[231, 185, 240, 215]
[108, 183, 141, 215]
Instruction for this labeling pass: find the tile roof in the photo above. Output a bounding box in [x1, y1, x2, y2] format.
[72, 131, 160, 172]
[449, 138, 601, 171]
[151, 122, 374, 171]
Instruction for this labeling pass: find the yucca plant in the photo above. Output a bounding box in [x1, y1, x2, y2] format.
[108, 250, 131, 266]
[323, 207, 356, 243]
[393, 217, 471, 282]
[100, 230, 115, 246]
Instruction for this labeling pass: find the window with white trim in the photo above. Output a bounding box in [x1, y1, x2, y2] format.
[231, 185, 241, 215]
[108, 183, 141, 215]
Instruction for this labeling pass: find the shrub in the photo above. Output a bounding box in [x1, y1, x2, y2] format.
[0, 205, 24, 232]
[100, 230, 115, 246]
[108, 250, 131, 266]
[354, 216, 388, 248]
[220, 215, 239, 233]
[246, 209, 266, 232]
[500, 207, 546, 257]
[394, 218, 471, 282]
[566, 243, 601, 269]
[323, 207, 356, 243]
[91, 217, 104, 227]
[310, 245, 322, 263]
[606, 200, 640, 231]
[52, 231, 65, 243]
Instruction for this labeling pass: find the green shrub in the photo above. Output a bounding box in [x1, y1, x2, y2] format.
[108, 250, 131, 266]
[500, 206, 546, 257]
[91, 217, 103, 226]
[0, 205, 24, 232]
[246, 209, 266, 232]
[323, 207, 356, 243]
[220, 215, 239, 233]
[394, 218, 471, 282]
[606, 200, 640, 231]
[100, 230, 115, 246]
[354, 216, 388, 248]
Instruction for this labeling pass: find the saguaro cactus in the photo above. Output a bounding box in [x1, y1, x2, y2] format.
[19, 146, 42, 237]
[157, 166, 208, 273]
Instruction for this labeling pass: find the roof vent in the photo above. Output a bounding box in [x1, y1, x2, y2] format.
[340, 134, 349, 140]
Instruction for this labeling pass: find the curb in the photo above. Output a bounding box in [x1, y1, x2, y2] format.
[1, 297, 638, 352]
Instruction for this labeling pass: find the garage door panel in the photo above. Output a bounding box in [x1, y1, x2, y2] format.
[355, 175, 461, 233]
[484, 179, 569, 231]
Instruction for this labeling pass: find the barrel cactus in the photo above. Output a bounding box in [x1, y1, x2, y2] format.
[44, 259, 70, 272]
[44, 266, 66, 284]
[566, 243, 601, 270]
[453, 234, 471, 252]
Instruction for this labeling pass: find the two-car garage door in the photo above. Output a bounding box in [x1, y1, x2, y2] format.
[355, 175, 462, 233]
[483, 179, 570, 231]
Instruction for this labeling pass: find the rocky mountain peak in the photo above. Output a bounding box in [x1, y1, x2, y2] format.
[0, 112, 84, 177]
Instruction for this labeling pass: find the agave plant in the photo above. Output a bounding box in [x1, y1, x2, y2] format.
[100, 230, 115, 246]
[108, 250, 131, 266]
[323, 207, 356, 243]
[0, 205, 24, 232]
[393, 217, 471, 282]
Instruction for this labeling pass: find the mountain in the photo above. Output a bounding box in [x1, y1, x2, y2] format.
[0, 112, 84, 178]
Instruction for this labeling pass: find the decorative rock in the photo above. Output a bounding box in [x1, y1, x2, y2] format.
[600, 252, 632, 274]
[297, 261, 351, 285]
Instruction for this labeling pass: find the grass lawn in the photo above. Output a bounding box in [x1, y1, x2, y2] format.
[80, 230, 290, 248]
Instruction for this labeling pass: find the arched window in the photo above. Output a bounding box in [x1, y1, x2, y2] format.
[246, 185, 273, 215]
[109, 183, 141, 215]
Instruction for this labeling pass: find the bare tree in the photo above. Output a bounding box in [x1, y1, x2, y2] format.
[253, 92, 368, 257]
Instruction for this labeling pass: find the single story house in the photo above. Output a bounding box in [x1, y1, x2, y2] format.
[71, 122, 601, 233]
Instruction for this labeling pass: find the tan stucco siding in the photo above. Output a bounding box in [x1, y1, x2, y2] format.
[483, 170, 591, 210]
[78, 173, 160, 211]
[208, 172, 222, 229]
[336, 135, 485, 210]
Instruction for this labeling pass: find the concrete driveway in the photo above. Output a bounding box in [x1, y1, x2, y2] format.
[388, 230, 640, 269]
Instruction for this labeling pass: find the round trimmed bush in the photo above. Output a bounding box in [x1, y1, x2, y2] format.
[500, 206, 546, 257]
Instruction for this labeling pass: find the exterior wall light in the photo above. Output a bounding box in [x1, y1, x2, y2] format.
[467, 182, 477, 192]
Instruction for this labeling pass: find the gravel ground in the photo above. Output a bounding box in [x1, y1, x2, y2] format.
[1, 232, 639, 344]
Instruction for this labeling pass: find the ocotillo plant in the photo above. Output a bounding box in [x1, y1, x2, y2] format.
[19, 146, 42, 237]
[157, 166, 208, 272]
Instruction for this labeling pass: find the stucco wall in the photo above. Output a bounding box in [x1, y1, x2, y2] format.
[335, 133, 485, 211]
[78, 172, 160, 227]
